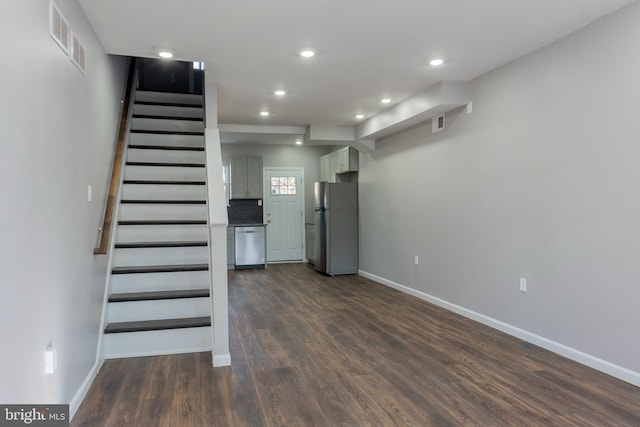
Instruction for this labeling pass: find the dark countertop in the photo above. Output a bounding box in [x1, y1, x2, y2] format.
[228, 223, 267, 227]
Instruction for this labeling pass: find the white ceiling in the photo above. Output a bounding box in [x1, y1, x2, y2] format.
[79, 0, 633, 143]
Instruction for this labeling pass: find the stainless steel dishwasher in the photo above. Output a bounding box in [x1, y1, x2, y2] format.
[234, 226, 266, 269]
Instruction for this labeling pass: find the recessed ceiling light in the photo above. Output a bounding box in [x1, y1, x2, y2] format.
[274, 90, 286, 96]
[158, 51, 173, 59]
[300, 50, 315, 58]
[259, 111, 270, 117]
[295, 140, 303, 145]
[355, 114, 365, 119]
[430, 58, 444, 66]
[381, 98, 391, 104]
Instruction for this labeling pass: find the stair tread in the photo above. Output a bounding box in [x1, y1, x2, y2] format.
[132, 114, 203, 122]
[125, 161, 205, 168]
[128, 144, 204, 152]
[130, 130, 204, 136]
[135, 101, 203, 109]
[104, 316, 211, 334]
[136, 90, 203, 97]
[112, 264, 209, 274]
[115, 241, 207, 248]
[120, 199, 206, 204]
[118, 220, 207, 225]
[109, 289, 210, 302]
[123, 180, 206, 185]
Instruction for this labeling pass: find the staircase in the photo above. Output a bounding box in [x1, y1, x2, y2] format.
[104, 90, 212, 358]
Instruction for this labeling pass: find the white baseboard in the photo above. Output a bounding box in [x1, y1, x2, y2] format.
[358, 269, 640, 388]
[69, 358, 104, 420]
[267, 260, 305, 265]
[213, 353, 231, 367]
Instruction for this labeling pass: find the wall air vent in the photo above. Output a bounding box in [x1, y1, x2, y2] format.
[70, 31, 86, 74]
[49, 1, 69, 53]
[432, 114, 445, 134]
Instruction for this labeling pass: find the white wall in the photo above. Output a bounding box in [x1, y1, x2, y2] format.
[221, 143, 332, 223]
[0, 0, 128, 405]
[358, 2, 640, 382]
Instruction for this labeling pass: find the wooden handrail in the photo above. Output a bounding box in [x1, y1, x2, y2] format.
[94, 58, 137, 255]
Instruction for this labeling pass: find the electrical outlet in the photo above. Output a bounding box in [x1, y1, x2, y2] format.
[519, 278, 527, 293]
[414, 255, 419, 266]
[466, 101, 473, 114]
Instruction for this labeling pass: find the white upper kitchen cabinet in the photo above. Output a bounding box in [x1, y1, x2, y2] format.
[335, 147, 358, 174]
[319, 147, 358, 183]
[230, 155, 263, 199]
[319, 154, 331, 183]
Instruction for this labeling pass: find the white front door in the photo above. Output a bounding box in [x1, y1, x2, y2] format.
[264, 168, 304, 262]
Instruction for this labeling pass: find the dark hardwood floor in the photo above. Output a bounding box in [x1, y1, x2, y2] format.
[72, 263, 640, 426]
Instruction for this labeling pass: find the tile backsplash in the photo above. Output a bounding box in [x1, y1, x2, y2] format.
[228, 199, 263, 225]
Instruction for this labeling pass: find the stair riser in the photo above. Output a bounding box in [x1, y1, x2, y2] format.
[118, 204, 207, 221]
[117, 224, 208, 243]
[135, 91, 202, 105]
[113, 246, 209, 267]
[104, 326, 212, 359]
[111, 270, 210, 294]
[132, 117, 204, 133]
[108, 298, 210, 323]
[133, 104, 203, 119]
[121, 184, 207, 200]
[129, 133, 204, 148]
[123, 165, 206, 181]
[127, 149, 204, 164]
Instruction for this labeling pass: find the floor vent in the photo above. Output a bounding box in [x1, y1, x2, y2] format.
[49, 1, 69, 53]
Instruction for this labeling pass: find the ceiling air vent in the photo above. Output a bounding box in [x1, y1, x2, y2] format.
[49, 1, 69, 53]
[70, 31, 86, 74]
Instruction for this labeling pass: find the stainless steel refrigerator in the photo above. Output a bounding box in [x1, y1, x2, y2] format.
[314, 182, 358, 275]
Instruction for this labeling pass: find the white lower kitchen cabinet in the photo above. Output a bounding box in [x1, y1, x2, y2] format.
[226, 226, 235, 269]
[305, 223, 315, 264]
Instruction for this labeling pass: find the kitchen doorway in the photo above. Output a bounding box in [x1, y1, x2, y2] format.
[263, 168, 304, 262]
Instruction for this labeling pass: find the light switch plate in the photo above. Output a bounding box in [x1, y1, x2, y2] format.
[45, 347, 56, 374]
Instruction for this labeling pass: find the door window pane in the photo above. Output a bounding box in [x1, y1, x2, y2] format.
[271, 176, 296, 196]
